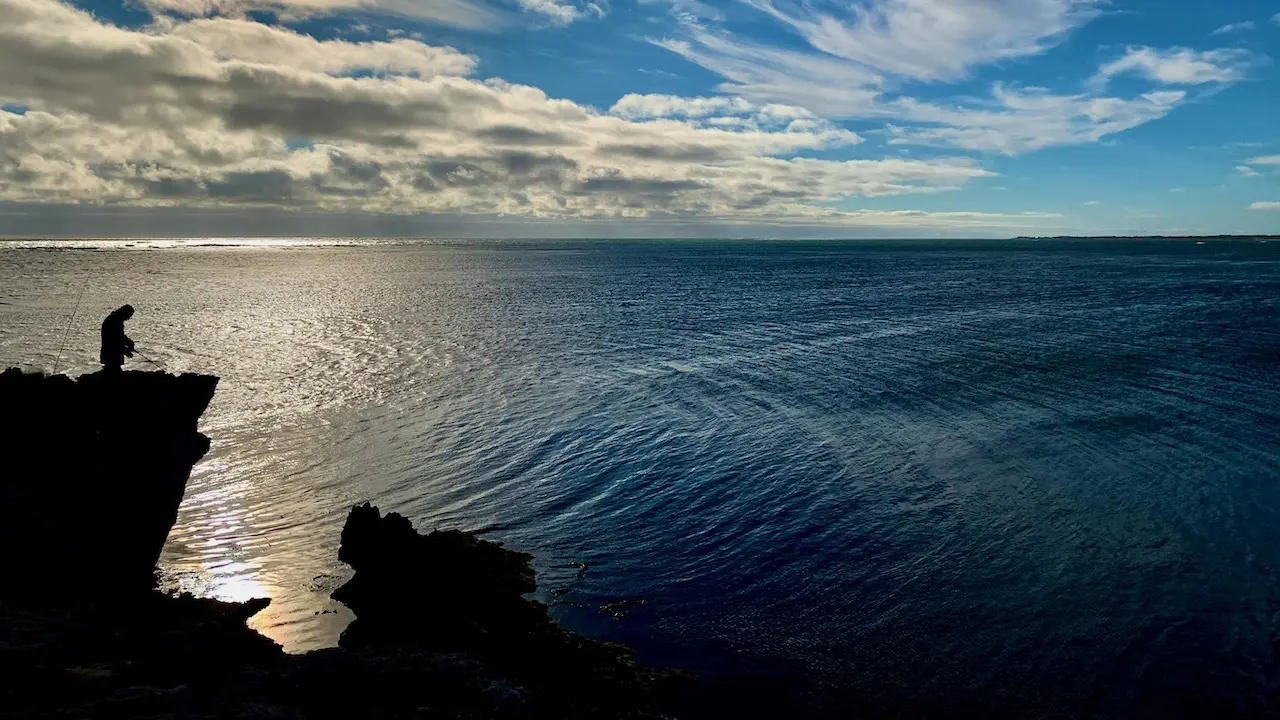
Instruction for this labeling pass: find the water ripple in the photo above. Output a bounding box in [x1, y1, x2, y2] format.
[2, 239, 1279, 715]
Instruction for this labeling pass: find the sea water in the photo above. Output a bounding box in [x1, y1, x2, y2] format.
[2, 238, 1278, 716]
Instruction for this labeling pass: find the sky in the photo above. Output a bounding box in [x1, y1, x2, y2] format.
[0, 0, 1278, 238]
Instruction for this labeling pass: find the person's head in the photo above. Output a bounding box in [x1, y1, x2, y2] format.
[120, 304, 134, 319]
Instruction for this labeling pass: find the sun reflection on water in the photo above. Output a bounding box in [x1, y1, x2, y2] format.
[205, 561, 271, 604]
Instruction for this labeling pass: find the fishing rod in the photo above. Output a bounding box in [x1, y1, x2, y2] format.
[53, 284, 88, 375]
[133, 348, 165, 370]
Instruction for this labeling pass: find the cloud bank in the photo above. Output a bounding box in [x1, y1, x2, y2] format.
[0, 0, 1030, 229]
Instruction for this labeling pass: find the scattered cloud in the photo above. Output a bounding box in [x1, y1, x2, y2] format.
[1274, 13, 1280, 26]
[136, 0, 601, 28]
[611, 94, 760, 120]
[650, 3, 1252, 155]
[732, 0, 1102, 82]
[1246, 155, 1280, 166]
[517, 0, 606, 26]
[652, 30, 885, 118]
[138, 0, 503, 29]
[0, 0, 1022, 228]
[640, 0, 723, 22]
[1084, 200, 1102, 205]
[1249, 202, 1280, 211]
[1169, 187, 1185, 193]
[1093, 47, 1255, 86]
[164, 17, 478, 76]
[609, 94, 855, 140]
[1210, 21, 1255, 36]
[882, 86, 1187, 154]
[1236, 166, 1261, 177]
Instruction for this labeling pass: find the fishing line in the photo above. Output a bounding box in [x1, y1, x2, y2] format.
[134, 348, 165, 369]
[53, 283, 88, 375]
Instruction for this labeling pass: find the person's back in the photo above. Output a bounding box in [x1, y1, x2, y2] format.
[100, 305, 136, 372]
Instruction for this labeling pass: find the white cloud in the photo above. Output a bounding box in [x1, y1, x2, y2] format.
[517, 0, 606, 25]
[1236, 166, 1261, 177]
[737, 0, 1101, 82]
[1274, 13, 1280, 26]
[1084, 200, 1101, 205]
[640, 0, 722, 22]
[141, 0, 503, 28]
[140, 0, 601, 28]
[608, 94, 860, 142]
[882, 86, 1186, 154]
[165, 18, 477, 76]
[1093, 47, 1255, 86]
[612, 94, 757, 120]
[0, 0, 1022, 229]
[1249, 202, 1280, 211]
[650, 4, 1249, 155]
[1210, 21, 1255, 36]
[653, 30, 886, 118]
[1246, 155, 1280, 165]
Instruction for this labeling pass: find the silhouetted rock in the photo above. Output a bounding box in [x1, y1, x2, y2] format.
[332, 504, 685, 717]
[0, 506, 682, 719]
[0, 368, 217, 599]
[334, 502, 540, 650]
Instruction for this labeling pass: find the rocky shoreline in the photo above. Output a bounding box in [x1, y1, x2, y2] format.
[0, 370, 682, 719]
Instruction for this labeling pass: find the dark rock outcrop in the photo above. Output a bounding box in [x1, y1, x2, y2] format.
[332, 504, 685, 717]
[0, 505, 683, 719]
[0, 368, 217, 599]
[333, 503, 541, 650]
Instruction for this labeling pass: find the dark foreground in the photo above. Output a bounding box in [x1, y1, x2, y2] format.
[0, 503, 682, 719]
[0, 370, 680, 719]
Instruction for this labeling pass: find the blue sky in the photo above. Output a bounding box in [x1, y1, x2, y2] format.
[0, 0, 1277, 236]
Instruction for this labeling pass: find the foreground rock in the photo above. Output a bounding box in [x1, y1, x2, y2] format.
[0, 503, 682, 719]
[0, 369, 216, 598]
[333, 504, 682, 717]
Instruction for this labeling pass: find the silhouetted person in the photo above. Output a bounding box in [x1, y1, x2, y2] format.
[100, 305, 136, 373]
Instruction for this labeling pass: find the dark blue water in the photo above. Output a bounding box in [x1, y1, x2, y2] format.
[2, 238, 1278, 716]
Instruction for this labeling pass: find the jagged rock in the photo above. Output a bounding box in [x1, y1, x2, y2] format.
[0, 368, 217, 599]
[332, 504, 686, 717]
[1, 505, 684, 720]
[333, 502, 542, 650]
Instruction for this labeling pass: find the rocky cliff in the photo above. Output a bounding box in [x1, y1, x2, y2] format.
[0, 368, 217, 599]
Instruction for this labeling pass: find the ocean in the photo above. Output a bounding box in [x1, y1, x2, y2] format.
[2, 238, 1278, 716]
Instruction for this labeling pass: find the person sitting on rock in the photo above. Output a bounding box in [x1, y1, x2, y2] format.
[100, 305, 136, 373]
